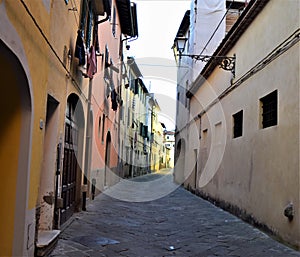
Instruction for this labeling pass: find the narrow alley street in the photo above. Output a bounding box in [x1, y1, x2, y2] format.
[1, 1, 299, 256]
[50, 170, 300, 257]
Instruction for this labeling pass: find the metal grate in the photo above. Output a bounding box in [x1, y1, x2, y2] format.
[261, 90, 277, 128]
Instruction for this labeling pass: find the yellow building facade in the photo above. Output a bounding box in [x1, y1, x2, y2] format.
[0, 0, 111, 255]
[0, 0, 53, 255]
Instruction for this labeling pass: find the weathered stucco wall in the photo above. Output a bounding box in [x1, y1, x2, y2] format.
[186, 0, 300, 249]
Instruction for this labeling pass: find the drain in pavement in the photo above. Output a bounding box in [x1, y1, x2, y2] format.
[72, 235, 120, 247]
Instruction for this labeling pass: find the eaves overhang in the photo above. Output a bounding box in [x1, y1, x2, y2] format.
[176, 10, 190, 38]
[92, 0, 111, 16]
[131, 2, 138, 37]
[137, 78, 148, 94]
[116, 0, 138, 37]
[127, 57, 142, 78]
[226, 0, 247, 10]
[187, 0, 270, 98]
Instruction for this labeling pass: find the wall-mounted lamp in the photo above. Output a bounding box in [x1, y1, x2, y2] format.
[174, 37, 236, 78]
[175, 37, 188, 54]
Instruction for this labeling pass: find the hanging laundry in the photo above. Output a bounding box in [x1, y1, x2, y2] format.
[75, 30, 86, 66]
[87, 45, 97, 78]
[111, 89, 118, 111]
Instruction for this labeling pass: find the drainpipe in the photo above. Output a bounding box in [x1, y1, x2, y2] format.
[82, 77, 92, 211]
[82, 12, 110, 211]
[53, 140, 62, 228]
[117, 51, 123, 179]
[150, 104, 154, 173]
[95, 13, 110, 25]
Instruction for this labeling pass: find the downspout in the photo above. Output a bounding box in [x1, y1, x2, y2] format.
[150, 104, 154, 173]
[95, 12, 110, 25]
[53, 140, 62, 228]
[82, 12, 110, 211]
[117, 45, 124, 179]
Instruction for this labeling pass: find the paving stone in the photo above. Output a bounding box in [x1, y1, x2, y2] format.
[50, 171, 300, 257]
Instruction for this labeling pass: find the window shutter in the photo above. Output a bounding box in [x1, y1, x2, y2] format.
[134, 79, 139, 95]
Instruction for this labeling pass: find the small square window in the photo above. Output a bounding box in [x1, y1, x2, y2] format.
[233, 110, 243, 138]
[260, 90, 277, 129]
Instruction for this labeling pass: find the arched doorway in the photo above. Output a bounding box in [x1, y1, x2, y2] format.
[174, 138, 186, 185]
[60, 94, 84, 225]
[0, 40, 32, 255]
[104, 131, 111, 187]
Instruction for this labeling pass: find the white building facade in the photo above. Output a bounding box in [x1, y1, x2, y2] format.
[175, 0, 300, 249]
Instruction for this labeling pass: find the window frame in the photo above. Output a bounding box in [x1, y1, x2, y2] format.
[98, 116, 101, 139]
[260, 90, 278, 129]
[233, 110, 243, 138]
[79, 0, 94, 49]
[102, 114, 105, 143]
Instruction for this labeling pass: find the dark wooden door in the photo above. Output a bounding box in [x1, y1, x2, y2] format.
[60, 101, 79, 225]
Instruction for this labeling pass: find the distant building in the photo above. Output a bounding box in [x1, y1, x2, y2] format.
[120, 57, 150, 177]
[118, 57, 164, 176]
[148, 95, 164, 172]
[90, 0, 138, 194]
[163, 130, 175, 169]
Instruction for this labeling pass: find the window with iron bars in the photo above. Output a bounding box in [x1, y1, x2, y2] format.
[260, 90, 278, 129]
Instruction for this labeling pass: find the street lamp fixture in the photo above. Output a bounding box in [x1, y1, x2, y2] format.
[175, 37, 188, 54]
[174, 37, 236, 78]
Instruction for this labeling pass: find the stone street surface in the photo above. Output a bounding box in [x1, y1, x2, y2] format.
[50, 169, 300, 257]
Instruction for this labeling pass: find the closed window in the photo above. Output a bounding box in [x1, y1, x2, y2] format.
[80, 0, 94, 49]
[102, 114, 105, 142]
[112, 7, 116, 37]
[233, 110, 243, 138]
[260, 90, 277, 128]
[98, 116, 101, 138]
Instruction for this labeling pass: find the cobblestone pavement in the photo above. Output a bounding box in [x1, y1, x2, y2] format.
[50, 169, 300, 257]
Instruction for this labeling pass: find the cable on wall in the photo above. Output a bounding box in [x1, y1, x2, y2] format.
[198, 0, 235, 57]
[179, 28, 300, 131]
[19, 0, 88, 101]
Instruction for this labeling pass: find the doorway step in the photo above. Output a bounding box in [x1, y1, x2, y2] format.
[36, 230, 60, 256]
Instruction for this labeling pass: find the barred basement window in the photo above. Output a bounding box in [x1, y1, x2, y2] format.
[233, 110, 243, 138]
[260, 90, 278, 128]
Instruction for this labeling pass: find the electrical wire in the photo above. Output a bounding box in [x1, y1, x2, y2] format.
[19, 0, 88, 101]
[189, 29, 300, 125]
[70, 0, 80, 27]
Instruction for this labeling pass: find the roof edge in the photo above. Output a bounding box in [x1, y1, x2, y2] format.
[187, 0, 270, 98]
